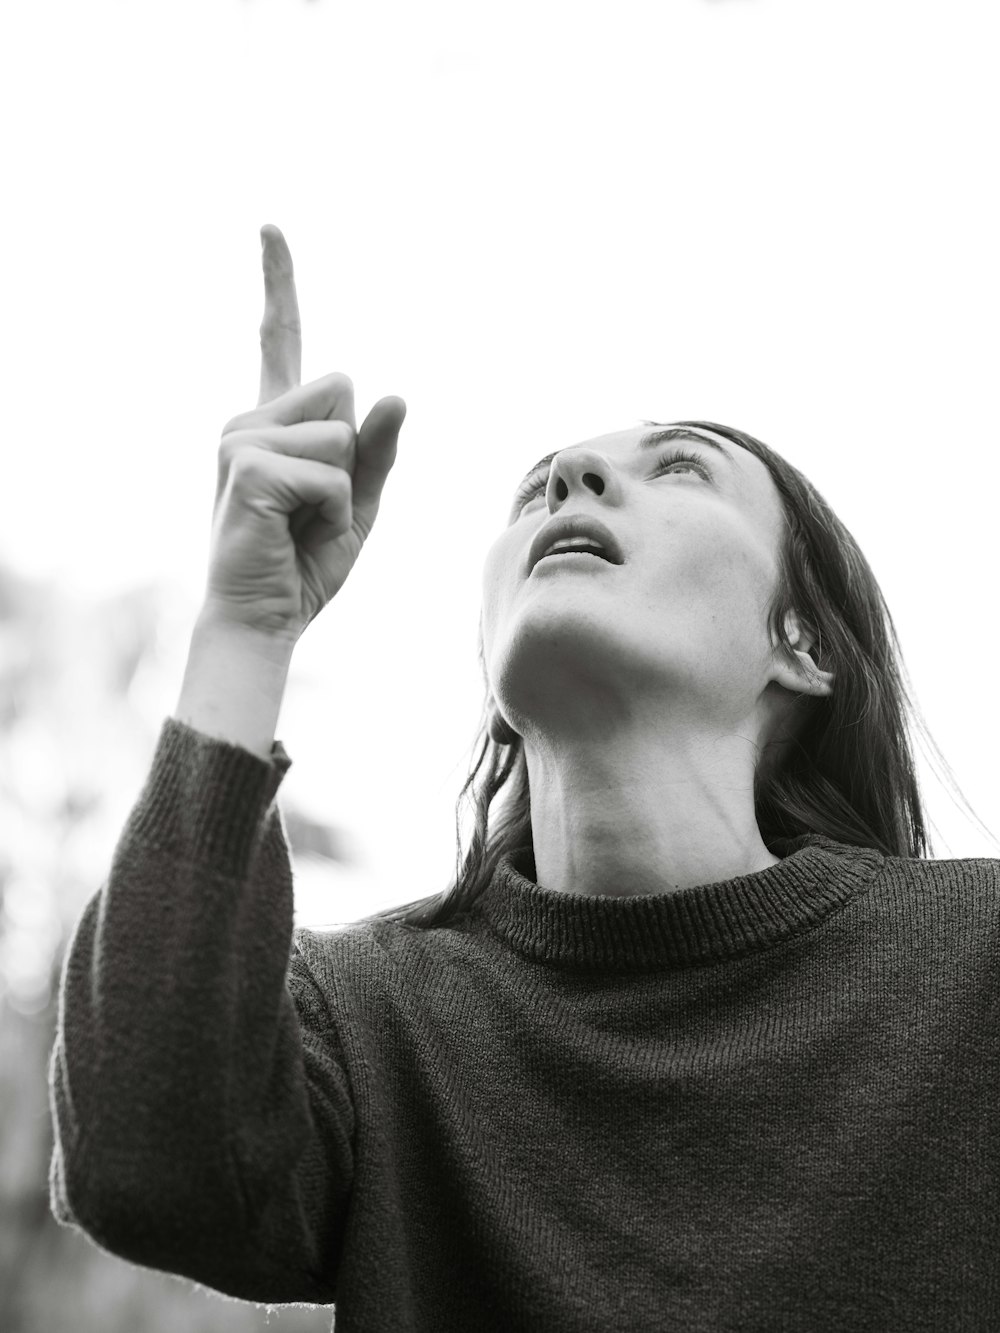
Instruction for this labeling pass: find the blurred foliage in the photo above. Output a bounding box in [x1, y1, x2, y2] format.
[0, 561, 349, 1330]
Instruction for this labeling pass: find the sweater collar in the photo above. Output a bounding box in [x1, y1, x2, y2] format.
[474, 834, 885, 970]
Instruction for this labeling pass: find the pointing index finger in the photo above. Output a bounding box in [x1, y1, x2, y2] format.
[258, 224, 302, 407]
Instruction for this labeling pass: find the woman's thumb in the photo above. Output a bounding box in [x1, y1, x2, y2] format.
[352, 396, 407, 513]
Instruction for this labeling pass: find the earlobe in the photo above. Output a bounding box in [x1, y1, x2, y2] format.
[777, 647, 835, 698]
[770, 644, 835, 698]
[795, 650, 835, 697]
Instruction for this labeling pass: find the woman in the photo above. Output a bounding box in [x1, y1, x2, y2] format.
[48, 226, 1000, 1331]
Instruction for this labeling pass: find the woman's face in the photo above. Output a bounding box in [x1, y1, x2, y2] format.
[480, 424, 791, 744]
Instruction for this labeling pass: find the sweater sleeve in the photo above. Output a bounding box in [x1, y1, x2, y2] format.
[47, 717, 354, 1306]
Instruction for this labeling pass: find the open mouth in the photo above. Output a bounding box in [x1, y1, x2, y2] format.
[527, 516, 625, 575]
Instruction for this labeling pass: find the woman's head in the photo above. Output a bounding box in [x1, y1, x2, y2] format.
[360, 419, 988, 928]
[480, 422, 833, 785]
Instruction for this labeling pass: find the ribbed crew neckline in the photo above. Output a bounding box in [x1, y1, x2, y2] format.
[474, 834, 885, 970]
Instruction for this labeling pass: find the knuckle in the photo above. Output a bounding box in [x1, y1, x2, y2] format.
[329, 418, 355, 445]
[229, 447, 268, 490]
[221, 410, 251, 436]
[217, 430, 245, 467]
[259, 314, 302, 342]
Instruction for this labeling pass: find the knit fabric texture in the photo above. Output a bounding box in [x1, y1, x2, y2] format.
[48, 716, 1000, 1331]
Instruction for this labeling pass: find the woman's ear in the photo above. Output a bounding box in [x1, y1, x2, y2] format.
[774, 610, 835, 698]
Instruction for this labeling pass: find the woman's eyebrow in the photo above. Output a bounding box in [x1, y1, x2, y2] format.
[514, 427, 736, 495]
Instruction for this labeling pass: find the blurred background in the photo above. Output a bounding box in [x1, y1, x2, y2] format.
[1, 0, 998, 1327]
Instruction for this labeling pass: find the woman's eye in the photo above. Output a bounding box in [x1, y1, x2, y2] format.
[648, 450, 711, 481]
[517, 476, 548, 504]
[515, 449, 710, 511]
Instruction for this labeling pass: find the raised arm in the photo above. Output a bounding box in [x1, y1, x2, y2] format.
[48, 225, 405, 1302]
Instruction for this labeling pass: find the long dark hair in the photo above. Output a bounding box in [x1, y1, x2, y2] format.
[352, 420, 995, 930]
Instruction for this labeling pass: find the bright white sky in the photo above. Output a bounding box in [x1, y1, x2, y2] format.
[3, 0, 998, 921]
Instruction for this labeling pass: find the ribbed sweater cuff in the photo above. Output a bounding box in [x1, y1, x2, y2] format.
[126, 716, 294, 880]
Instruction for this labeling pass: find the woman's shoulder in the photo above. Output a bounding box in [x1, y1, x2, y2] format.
[867, 848, 1000, 923]
[881, 849, 1000, 884]
[291, 912, 480, 987]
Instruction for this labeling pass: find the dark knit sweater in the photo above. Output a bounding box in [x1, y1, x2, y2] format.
[49, 716, 1000, 1331]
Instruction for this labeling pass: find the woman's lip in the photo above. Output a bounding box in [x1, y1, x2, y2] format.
[531, 551, 617, 570]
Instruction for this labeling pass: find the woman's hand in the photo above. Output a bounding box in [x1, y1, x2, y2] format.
[203, 224, 407, 640]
